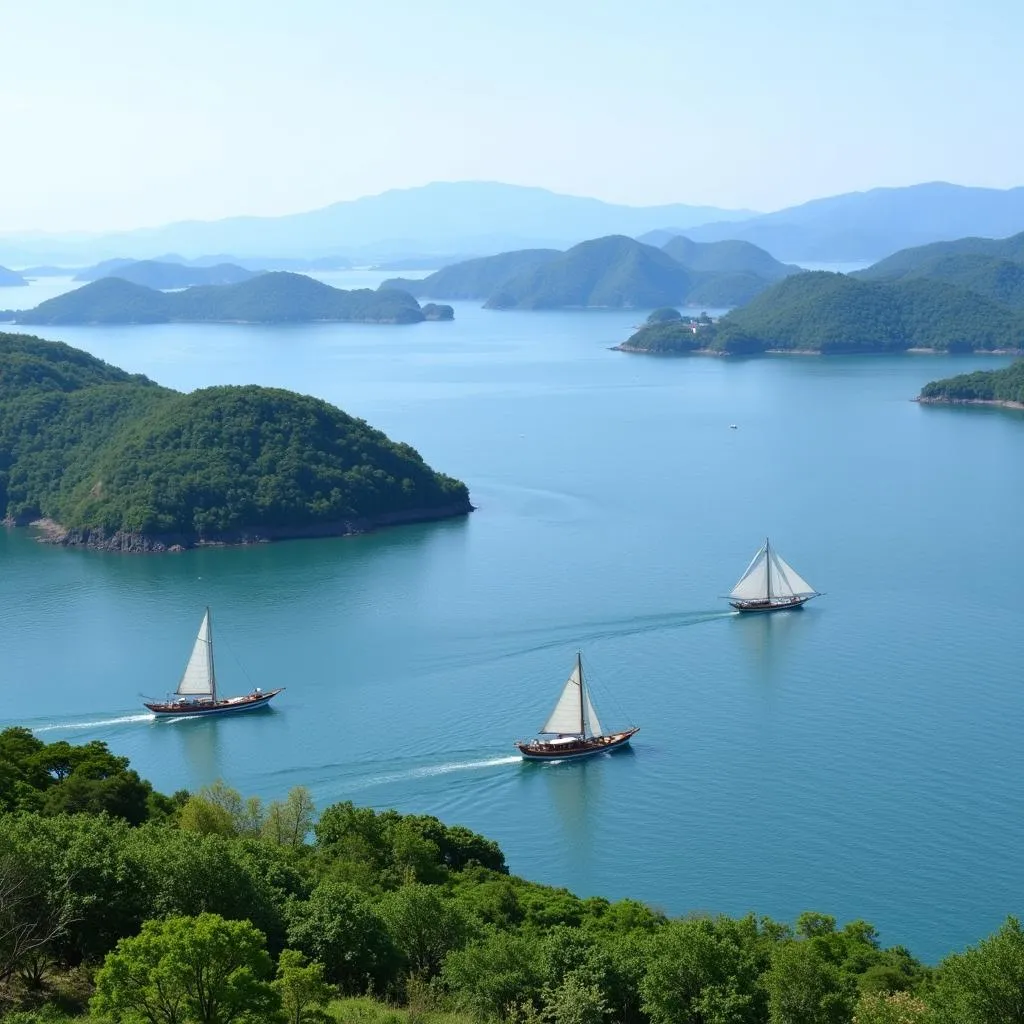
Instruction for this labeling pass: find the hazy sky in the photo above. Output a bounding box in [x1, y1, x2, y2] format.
[2, 0, 1022, 232]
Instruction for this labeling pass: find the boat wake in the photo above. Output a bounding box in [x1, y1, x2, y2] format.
[410, 755, 520, 778]
[346, 754, 520, 792]
[33, 713, 154, 733]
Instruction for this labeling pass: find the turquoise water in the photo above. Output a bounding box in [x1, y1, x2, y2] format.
[2, 278, 1023, 962]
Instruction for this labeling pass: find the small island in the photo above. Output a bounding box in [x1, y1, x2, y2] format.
[0, 333, 472, 551]
[918, 360, 1024, 409]
[5, 273, 453, 326]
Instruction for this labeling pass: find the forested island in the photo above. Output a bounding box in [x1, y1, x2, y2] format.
[381, 235, 800, 309]
[1, 728, 1021, 1024]
[0, 333, 471, 551]
[918, 359, 1024, 408]
[2, 273, 453, 325]
[73, 259, 258, 289]
[616, 272, 1024, 355]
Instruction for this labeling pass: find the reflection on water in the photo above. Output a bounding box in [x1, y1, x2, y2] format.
[164, 715, 224, 786]
[731, 607, 814, 684]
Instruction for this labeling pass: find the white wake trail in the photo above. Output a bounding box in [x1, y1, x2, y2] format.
[34, 713, 154, 733]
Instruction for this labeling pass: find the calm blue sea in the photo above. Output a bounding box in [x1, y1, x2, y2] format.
[2, 272, 1022, 962]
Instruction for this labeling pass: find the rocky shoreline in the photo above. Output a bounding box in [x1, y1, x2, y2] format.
[19, 501, 474, 553]
[915, 396, 1024, 410]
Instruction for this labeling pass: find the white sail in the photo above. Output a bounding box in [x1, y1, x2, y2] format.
[541, 662, 585, 735]
[769, 551, 816, 598]
[729, 546, 770, 601]
[176, 610, 216, 698]
[584, 691, 604, 738]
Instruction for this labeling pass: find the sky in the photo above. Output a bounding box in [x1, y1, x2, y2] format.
[2, 0, 1023, 233]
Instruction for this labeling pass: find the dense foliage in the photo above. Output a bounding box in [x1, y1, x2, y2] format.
[2, 729, 1022, 1024]
[12, 273, 436, 325]
[77, 260, 257, 290]
[0, 334, 470, 542]
[617, 272, 1024, 354]
[919, 359, 1024, 404]
[857, 252, 1024, 308]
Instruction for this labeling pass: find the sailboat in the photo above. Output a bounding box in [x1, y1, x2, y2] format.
[727, 538, 821, 612]
[143, 608, 283, 717]
[515, 653, 638, 761]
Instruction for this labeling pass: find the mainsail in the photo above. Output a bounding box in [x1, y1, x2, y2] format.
[176, 609, 216, 698]
[729, 541, 817, 601]
[541, 656, 603, 737]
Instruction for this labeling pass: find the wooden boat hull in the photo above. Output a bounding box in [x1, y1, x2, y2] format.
[516, 727, 639, 761]
[730, 596, 812, 613]
[144, 688, 284, 718]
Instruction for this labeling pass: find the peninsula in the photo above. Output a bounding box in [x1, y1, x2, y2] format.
[616, 271, 1024, 355]
[0, 333, 472, 551]
[4, 273, 453, 325]
[918, 360, 1024, 409]
[0, 265, 27, 287]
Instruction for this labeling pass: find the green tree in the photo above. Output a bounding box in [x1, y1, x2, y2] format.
[263, 787, 316, 847]
[765, 940, 856, 1024]
[640, 917, 765, 1024]
[377, 884, 471, 977]
[852, 991, 928, 1024]
[286, 881, 399, 993]
[542, 970, 609, 1024]
[442, 930, 546, 1020]
[273, 949, 334, 1024]
[930, 916, 1024, 1024]
[91, 913, 278, 1024]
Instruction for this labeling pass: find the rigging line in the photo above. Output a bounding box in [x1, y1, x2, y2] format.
[219, 630, 256, 689]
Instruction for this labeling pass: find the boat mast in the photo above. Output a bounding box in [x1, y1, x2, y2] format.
[207, 606, 217, 702]
[577, 651, 585, 738]
[764, 537, 772, 601]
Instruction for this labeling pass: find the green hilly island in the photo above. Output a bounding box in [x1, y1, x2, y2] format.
[3, 273, 452, 325]
[918, 360, 1024, 407]
[617, 272, 1024, 355]
[381, 249, 561, 299]
[0, 333, 471, 550]
[380, 234, 798, 308]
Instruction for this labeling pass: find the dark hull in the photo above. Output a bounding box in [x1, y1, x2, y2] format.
[144, 688, 283, 718]
[730, 596, 812, 613]
[516, 727, 639, 761]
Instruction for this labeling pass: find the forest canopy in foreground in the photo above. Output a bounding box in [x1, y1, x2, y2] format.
[0, 727, 1020, 1024]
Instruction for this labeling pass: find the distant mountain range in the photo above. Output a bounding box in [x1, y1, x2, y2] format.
[6, 180, 1024, 270]
[2, 273, 452, 325]
[0, 183, 755, 264]
[680, 183, 1024, 263]
[383, 235, 801, 309]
